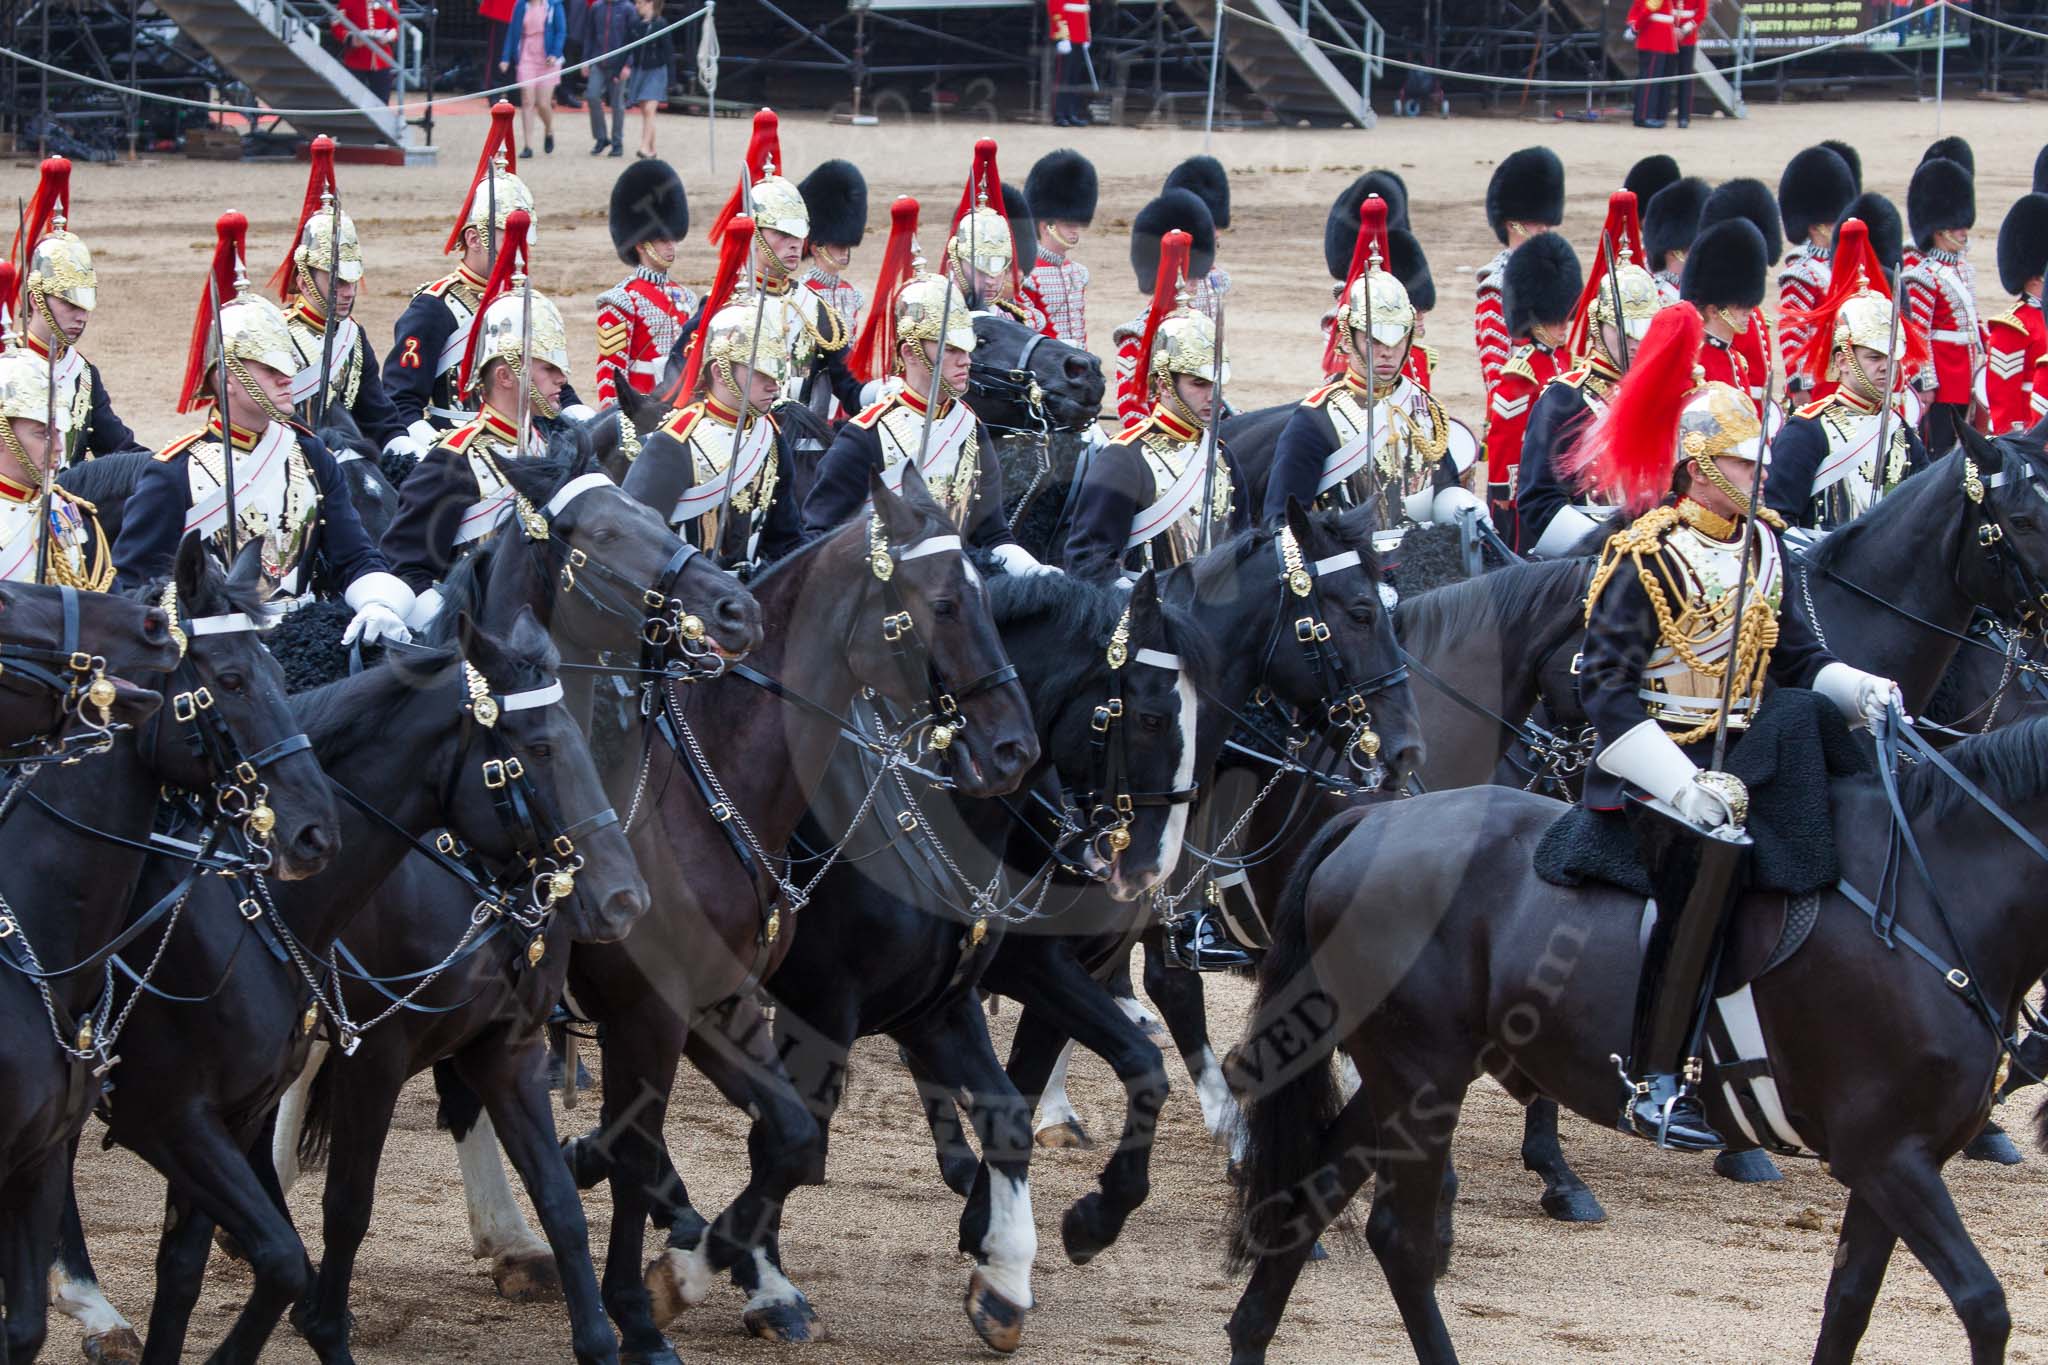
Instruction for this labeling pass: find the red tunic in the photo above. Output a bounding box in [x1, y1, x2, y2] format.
[1732, 312, 1772, 413]
[333, 0, 398, 72]
[1048, 0, 1090, 44]
[1483, 342, 1565, 489]
[1473, 247, 1512, 399]
[1628, 0, 1679, 53]
[1902, 246, 1984, 407]
[1696, 333, 1751, 403]
[1983, 294, 2047, 433]
[593, 269, 698, 406]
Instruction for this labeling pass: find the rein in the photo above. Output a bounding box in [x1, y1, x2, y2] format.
[0, 583, 130, 767]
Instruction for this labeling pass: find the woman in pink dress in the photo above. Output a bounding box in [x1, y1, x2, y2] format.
[501, 0, 565, 155]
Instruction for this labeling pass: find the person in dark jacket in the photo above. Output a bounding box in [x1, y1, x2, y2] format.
[583, 0, 635, 156]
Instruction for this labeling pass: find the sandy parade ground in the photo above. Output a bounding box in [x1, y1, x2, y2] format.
[38, 93, 2048, 1361]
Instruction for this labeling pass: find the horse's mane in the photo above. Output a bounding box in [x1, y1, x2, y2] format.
[59, 450, 151, 506]
[1893, 716, 2048, 823]
[426, 533, 518, 647]
[1394, 557, 1595, 660]
[987, 571, 1214, 718]
[130, 552, 270, 620]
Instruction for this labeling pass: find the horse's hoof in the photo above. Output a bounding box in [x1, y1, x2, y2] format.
[82, 1328, 144, 1365]
[212, 1226, 248, 1263]
[743, 1295, 826, 1343]
[939, 1155, 979, 1199]
[964, 1269, 1028, 1353]
[1713, 1149, 1785, 1183]
[491, 1250, 563, 1301]
[1060, 1198, 1113, 1266]
[618, 1343, 683, 1365]
[1308, 1239, 1329, 1262]
[643, 1246, 715, 1328]
[1034, 1120, 1094, 1151]
[1537, 1185, 1607, 1223]
[1963, 1125, 2026, 1165]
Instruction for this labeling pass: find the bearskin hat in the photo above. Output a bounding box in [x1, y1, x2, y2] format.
[1836, 191, 1903, 274]
[1025, 149, 1098, 226]
[1997, 193, 2048, 297]
[1504, 232, 1583, 336]
[1388, 228, 1434, 313]
[1485, 146, 1566, 244]
[1777, 145, 1857, 246]
[1644, 177, 1710, 273]
[1163, 155, 1230, 229]
[1820, 140, 1863, 191]
[1699, 177, 1782, 262]
[1922, 135, 1975, 176]
[1323, 171, 1410, 278]
[2036, 145, 2048, 194]
[796, 159, 867, 249]
[1001, 181, 1037, 276]
[1908, 157, 1975, 250]
[1131, 188, 1216, 292]
[1680, 218, 1768, 310]
[1624, 154, 1681, 210]
[609, 158, 690, 266]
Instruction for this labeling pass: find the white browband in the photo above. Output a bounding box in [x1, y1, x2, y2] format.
[185, 598, 296, 637]
[899, 534, 963, 562]
[497, 680, 565, 713]
[1133, 648, 1182, 671]
[1313, 550, 1362, 576]
[545, 473, 615, 519]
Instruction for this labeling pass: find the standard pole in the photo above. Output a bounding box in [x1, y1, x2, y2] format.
[1933, 0, 1947, 135]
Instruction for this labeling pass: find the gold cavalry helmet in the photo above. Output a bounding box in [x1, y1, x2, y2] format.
[1590, 251, 1662, 342]
[894, 273, 978, 357]
[704, 289, 794, 385]
[216, 291, 299, 380]
[468, 164, 538, 242]
[29, 227, 96, 314]
[296, 198, 364, 285]
[749, 161, 812, 241]
[475, 287, 572, 380]
[947, 203, 1013, 280]
[0, 347, 63, 430]
[1336, 256, 1415, 350]
[1678, 380, 1765, 470]
[1831, 272, 1905, 363]
[1150, 306, 1228, 386]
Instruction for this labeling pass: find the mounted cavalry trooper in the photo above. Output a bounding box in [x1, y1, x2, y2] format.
[1775, 145, 1859, 396]
[1023, 148, 1097, 347]
[699, 109, 864, 422]
[273, 136, 407, 451]
[383, 211, 575, 618]
[1113, 189, 1216, 426]
[1322, 173, 1437, 392]
[1514, 191, 1667, 556]
[1267, 196, 1475, 532]
[1681, 216, 1769, 417]
[1563, 300, 1904, 1150]
[9, 156, 146, 463]
[1474, 146, 1565, 404]
[1642, 175, 1706, 309]
[1766, 217, 1928, 530]
[797, 158, 869, 336]
[112, 211, 413, 650]
[594, 157, 696, 407]
[1903, 152, 1983, 457]
[639, 214, 801, 571]
[805, 198, 1046, 574]
[941, 140, 1041, 333]
[384, 102, 589, 460]
[1063, 227, 1245, 585]
[0, 285, 114, 588]
[1481, 231, 1582, 538]
[1983, 193, 2048, 435]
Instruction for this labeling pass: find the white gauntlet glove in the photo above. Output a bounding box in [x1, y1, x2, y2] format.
[1596, 718, 1743, 833]
[991, 542, 1060, 578]
[343, 572, 417, 648]
[1430, 485, 1485, 526]
[1057, 38, 1073, 53]
[1814, 661, 1907, 731]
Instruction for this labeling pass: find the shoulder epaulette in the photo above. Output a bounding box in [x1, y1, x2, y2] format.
[440, 419, 486, 455]
[1502, 352, 1538, 386]
[154, 429, 205, 462]
[1106, 418, 1148, 448]
[1304, 379, 1346, 408]
[1421, 344, 1440, 373]
[849, 397, 892, 430]
[1554, 365, 1591, 390]
[415, 273, 458, 300]
[1986, 310, 2028, 336]
[655, 404, 704, 443]
[1795, 396, 1835, 419]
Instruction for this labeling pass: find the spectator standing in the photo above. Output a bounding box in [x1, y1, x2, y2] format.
[584, 0, 634, 157]
[1625, 0, 1676, 129]
[502, 0, 565, 156]
[334, 0, 399, 103]
[625, 0, 672, 159]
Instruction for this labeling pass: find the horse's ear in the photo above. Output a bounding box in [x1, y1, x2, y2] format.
[1126, 568, 1162, 639]
[1957, 417, 2006, 479]
[506, 603, 560, 676]
[1282, 494, 1318, 551]
[226, 535, 268, 594]
[172, 530, 208, 601]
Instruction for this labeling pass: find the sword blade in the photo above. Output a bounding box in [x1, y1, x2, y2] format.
[1707, 320, 1778, 773]
[315, 191, 342, 426]
[1197, 299, 1226, 555]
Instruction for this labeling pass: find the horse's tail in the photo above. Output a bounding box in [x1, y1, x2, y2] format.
[1225, 804, 1370, 1272]
[297, 1043, 339, 1172]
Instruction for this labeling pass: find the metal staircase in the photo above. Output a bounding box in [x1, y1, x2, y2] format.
[150, 0, 435, 157]
[1172, 0, 1382, 127]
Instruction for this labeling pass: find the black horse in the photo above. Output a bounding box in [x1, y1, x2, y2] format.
[60, 606, 648, 1365]
[1225, 709, 2048, 1365]
[4, 537, 339, 1365]
[0, 577, 183, 753]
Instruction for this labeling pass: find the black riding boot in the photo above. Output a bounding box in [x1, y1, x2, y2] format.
[1618, 800, 1748, 1151]
[1169, 864, 1272, 971]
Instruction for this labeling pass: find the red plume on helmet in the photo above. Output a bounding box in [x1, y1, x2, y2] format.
[1566, 190, 1647, 360]
[850, 197, 921, 386]
[707, 109, 782, 247]
[669, 215, 757, 406]
[456, 209, 534, 399]
[1781, 216, 1923, 388]
[10, 157, 73, 269]
[273, 135, 339, 300]
[1133, 229, 1193, 422]
[446, 101, 519, 254]
[1321, 195, 1390, 375]
[1559, 301, 1705, 515]
[950, 138, 1024, 299]
[0, 262, 19, 339]
[178, 211, 251, 414]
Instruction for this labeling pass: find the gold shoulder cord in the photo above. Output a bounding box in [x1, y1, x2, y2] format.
[1583, 505, 1780, 745]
